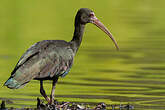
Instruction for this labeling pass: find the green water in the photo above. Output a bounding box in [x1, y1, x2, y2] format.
[0, 0, 165, 109]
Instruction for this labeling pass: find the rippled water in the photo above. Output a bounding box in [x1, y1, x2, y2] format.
[0, 0, 165, 109]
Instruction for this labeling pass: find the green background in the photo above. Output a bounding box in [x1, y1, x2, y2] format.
[0, 0, 165, 109]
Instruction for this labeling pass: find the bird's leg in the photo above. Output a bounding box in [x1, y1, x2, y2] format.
[50, 78, 58, 105]
[40, 80, 50, 103]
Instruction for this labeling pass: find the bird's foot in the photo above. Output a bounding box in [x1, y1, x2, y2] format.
[45, 97, 53, 105]
[48, 97, 55, 105]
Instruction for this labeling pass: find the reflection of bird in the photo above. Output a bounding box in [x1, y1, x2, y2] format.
[4, 8, 119, 104]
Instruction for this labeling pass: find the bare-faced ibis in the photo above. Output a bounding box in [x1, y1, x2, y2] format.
[4, 8, 119, 104]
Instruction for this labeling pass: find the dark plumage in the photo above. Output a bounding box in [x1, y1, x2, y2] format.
[4, 8, 119, 104]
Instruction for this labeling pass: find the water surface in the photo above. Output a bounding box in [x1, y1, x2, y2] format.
[0, 0, 165, 110]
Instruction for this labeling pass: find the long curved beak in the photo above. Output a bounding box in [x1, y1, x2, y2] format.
[91, 16, 119, 51]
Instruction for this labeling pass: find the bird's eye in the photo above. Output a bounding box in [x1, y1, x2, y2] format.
[89, 13, 94, 17]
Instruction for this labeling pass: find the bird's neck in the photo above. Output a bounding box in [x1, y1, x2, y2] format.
[70, 22, 85, 53]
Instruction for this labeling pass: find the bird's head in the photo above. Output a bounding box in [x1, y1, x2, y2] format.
[76, 8, 119, 50]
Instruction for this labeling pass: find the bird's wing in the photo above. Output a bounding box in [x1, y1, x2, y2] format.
[10, 40, 74, 83]
[6, 40, 74, 89]
[11, 42, 40, 75]
[36, 46, 74, 79]
[35, 50, 59, 78]
[5, 42, 41, 89]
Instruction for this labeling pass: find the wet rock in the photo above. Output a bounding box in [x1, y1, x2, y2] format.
[123, 104, 134, 110]
[95, 102, 106, 110]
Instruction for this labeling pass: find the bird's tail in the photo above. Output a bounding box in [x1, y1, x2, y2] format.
[4, 77, 22, 89]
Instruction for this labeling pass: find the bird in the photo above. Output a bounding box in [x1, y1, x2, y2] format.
[4, 8, 119, 105]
